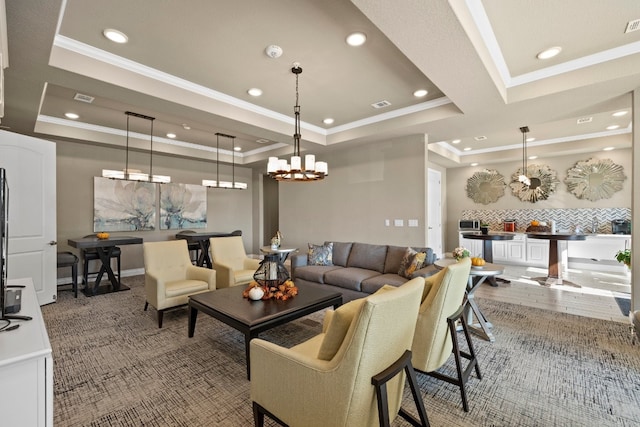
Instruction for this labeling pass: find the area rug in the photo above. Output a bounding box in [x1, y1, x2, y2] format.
[43, 276, 640, 426]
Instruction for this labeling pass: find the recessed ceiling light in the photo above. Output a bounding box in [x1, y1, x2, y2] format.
[64, 112, 79, 120]
[606, 125, 620, 130]
[234, 146, 242, 152]
[247, 88, 262, 97]
[166, 133, 176, 139]
[182, 123, 191, 130]
[413, 89, 428, 97]
[603, 146, 615, 151]
[612, 111, 628, 117]
[103, 29, 128, 44]
[346, 32, 367, 46]
[451, 139, 461, 144]
[536, 46, 562, 60]
[463, 147, 471, 151]
[470, 162, 479, 167]
[323, 118, 334, 125]
[528, 155, 538, 160]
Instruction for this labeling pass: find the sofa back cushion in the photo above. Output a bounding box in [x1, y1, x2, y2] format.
[325, 241, 353, 267]
[347, 243, 387, 273]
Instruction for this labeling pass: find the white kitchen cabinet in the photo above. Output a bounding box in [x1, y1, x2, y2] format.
[0, 277, 53, 427]
[459, 234, 483, 258]
[527, 241, 549, 267]
[493, 234, 526, 264]
[567, 234, 630, 272]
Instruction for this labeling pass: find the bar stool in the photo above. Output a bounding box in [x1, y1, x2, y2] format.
[57, 251, 79, 298]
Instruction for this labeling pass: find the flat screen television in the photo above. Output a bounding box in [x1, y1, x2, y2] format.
[0, 167, 8, 319]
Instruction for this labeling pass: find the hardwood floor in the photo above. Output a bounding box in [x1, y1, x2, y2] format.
[475, 264, 631, 323]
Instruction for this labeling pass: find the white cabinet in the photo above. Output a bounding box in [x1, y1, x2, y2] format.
[0, 278, 53, 427]
[568, 234, 630, 272]
[493, 234, 526, 264]
[459, 235, 483, 258]
[527, 241, 549, 267]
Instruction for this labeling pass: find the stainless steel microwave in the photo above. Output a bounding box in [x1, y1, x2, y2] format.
[459, 219, 480, 231]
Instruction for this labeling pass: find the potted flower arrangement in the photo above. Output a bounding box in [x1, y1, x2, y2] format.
[480, 223, 489, 235]
[452, 246, 470, 261]
[615, 249, 631, 270]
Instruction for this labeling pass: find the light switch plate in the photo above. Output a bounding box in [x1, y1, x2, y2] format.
[408, 219, 418, 227]
[394, 219, 404, 227]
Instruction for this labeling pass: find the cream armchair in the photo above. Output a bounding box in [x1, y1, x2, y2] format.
[411, 257, 481, 412]
[251, 278, 429, 427]
[143, 240, 216, 328]
[209, 236, 260, 288]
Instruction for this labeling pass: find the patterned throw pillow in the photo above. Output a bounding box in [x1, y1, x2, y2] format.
[398, 247, 427, 279]
[308, 242, 334, 266]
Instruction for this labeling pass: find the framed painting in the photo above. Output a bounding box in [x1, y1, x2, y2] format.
[93, 177, 157, 231]
[159, 183, 207, 229]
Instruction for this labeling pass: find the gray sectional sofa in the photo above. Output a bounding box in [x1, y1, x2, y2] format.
[290, 241, 439, 302]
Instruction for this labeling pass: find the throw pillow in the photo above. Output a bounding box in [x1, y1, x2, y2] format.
[398, 247, 427, 279]
[308, 242, 333, 266]
[317, 297, 365, 360]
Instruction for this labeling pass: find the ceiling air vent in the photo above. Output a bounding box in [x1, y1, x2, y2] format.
[73, 93, 95, 103]
[474, 135, 487, 141]
[625, 19, 640, 33]
[371, 100, 391, 109]
[577, 117, 593, 124]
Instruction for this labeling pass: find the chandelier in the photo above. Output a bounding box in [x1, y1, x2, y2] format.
[517, 126, 531, 187]
[102, 111, 171, 183]
[267, 63, 328, 181]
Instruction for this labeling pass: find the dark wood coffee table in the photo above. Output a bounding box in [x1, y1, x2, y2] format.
[188, 284, 342, 379]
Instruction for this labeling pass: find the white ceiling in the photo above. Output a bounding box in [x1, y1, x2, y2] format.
[2, 0, 640, 169]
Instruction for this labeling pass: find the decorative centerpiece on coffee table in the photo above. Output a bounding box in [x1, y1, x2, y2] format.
[243, 280, 298, 301]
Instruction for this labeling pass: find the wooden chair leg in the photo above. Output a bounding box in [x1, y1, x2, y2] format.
[252, 402, 288, 427]
[157, 310, 164, 328]
[144, 301, 149, 311]
[72, 262, 78, 298]
[372, 350, 430, 427]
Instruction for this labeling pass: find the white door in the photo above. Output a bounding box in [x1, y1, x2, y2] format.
[0, 131, 57, 305]
[427, 168, 443, 257]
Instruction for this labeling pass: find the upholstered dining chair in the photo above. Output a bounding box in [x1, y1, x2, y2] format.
[251, 277, 430, 427]
[81, 233, 121, 288]
[208, 236, 260, 288]
[410, 257, 481, 412]
[143, 240, 216, 328]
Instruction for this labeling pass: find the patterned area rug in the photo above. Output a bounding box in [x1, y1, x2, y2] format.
[43, 276, 640, 426]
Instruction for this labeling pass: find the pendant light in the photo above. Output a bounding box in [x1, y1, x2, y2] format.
[267, 63, 328, 181]
[518, 126, 530, 187]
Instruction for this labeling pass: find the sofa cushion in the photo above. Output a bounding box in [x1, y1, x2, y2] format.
[323, 267, 381, 292]
[325, 241, 353, 267]
[294, 265, 342, 284]
[398, 247, 427, 279]
[361, 273, 408, 294]
[317, 297, 365, 361]
[347, 243, 387, 273]
[385, 245, 437, 273]
[308, 242, 333, 266]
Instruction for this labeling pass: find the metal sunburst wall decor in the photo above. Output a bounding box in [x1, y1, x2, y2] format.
[509, 164, 560, 203]
[564, 158, 626, 201]
[466, 169, 506, 205]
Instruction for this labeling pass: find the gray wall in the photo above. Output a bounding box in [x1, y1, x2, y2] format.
[278, 135, 430, 250]
[56, 139, 255, 273]
[445, 148, 632, 252]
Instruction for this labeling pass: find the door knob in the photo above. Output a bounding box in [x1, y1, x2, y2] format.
[49, 240, 57, 245]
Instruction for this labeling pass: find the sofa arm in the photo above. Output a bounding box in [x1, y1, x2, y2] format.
[290, 253, 308, 279]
